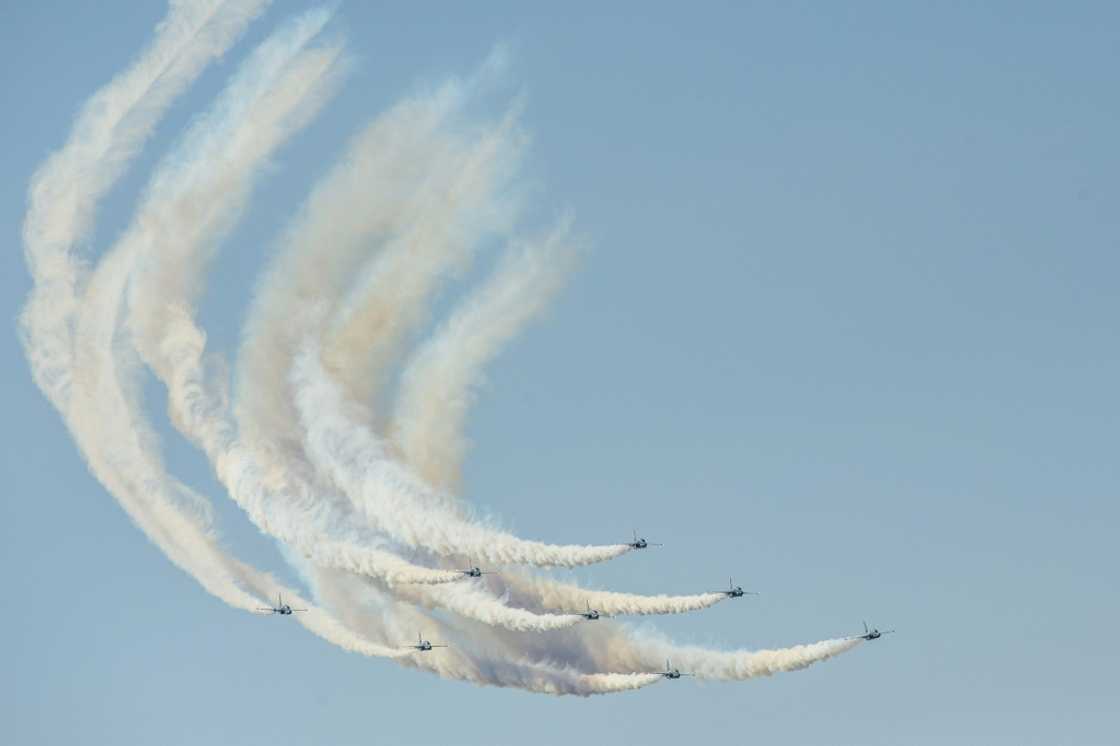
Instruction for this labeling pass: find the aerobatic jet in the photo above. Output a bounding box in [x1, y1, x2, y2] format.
[852, 621, 894, 641]
[256, 593, 306, 616]
[627, 529, 662, 549]
[405, 632, 448, 652]
[578, 601, 602, 620]
[458, 561, 493, 578]
[656, 659, 694, 680]
[716, 577, 757, 598]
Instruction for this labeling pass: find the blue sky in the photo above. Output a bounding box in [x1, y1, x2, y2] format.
[1, 2, 1116, 744]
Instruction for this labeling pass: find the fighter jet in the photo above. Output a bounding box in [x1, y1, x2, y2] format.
[716, 577, 758, 598]
[458, 560, 494, 578]
[852, 621, 894, 641]
[656, 658, 694, 680]
[578, 601, 602, 620]
[627, 529, 662, 550]
[404, 632, 448, 652]
[256, 593, 306, 616]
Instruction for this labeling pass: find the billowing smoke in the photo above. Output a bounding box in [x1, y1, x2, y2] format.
[20, 1, 864, 696]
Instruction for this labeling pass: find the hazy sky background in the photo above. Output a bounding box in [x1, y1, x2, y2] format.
[2, 2, 1116, 744]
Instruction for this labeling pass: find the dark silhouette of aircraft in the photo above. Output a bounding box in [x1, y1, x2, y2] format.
[458, 560, 494, 578]
[405, 632, 448, 651]
[627, 529, 662, 549]
[256, 593, 306, 616]
[715, 577, 757, 598]
[656, 659, 694, 680]
[853, 621, 895, 641]
[578, 601, 602, 620]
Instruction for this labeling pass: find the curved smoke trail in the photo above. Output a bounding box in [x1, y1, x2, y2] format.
[503, 574, 731, 618]
[390, 224, 578, 490]
[21, 0, 266, 412]
[293, 344, 632, 567]
[19, 0, 270, 607]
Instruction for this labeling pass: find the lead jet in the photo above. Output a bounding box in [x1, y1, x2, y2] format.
[627, 529, 662, 550]
[578, 601, 602, 620]
[852, 621, 894, 641]
[404, 632, 448, 652]
[656, 659, 694, 680]
[256, 593, 306, 616]
[715, 577, 758, 598]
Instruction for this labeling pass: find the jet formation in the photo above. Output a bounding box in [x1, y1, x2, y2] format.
[258, 532, 893, 668]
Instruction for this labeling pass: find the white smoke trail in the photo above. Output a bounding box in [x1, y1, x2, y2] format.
[472, 614, 862, 682]
[19, 0, 269, 606]
[654, 637, 862, 679]
[393, 582, 584, 632]
[390, 223, 577, 490]
[293, 344, 632, 566]
[503, 574, 730, 617]
[21, 0, 268, 413]
[590, 625, 865, 680]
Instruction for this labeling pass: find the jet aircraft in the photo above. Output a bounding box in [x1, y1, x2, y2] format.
[578, 601, 602, 620]
[852, 621, 894, 641]
[405, 632, 448, 652]
[627, 529, 662, 549]
[458, 561, 493, 578]
[256, 593, 306, 616]
[656, 658, 694, 679]
[716, 577, 757, 598]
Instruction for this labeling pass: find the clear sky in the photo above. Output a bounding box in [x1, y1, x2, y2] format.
[2, 2, 1116, 744]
